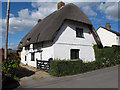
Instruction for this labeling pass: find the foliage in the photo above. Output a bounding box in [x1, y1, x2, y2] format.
[50, 59, 87, 76]
[94, 45, 120, 61]
[50, 45, 120, 76]
[2, 52, 20, 80]
[2, 58, 20, 78]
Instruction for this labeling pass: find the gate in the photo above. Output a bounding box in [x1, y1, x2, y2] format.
[36, 59, 51, 72]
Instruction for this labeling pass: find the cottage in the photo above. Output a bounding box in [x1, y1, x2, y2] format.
[18, 2, 103, 67]
[97, 23, 120, 47]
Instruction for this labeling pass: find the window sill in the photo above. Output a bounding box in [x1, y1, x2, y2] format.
[76, 36, 84, 38]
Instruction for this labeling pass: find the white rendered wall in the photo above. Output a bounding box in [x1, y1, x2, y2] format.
[41, 45, 54, 61]
[21, 47, 27, 65]
[53, 21, 96, 62]
[97, 27, 120, 47]
[21, 44, 41, 67]
[21, 21, 97, 67]
[117, 36, 120, 45]
[54, 44, 95, 62]
[21, 43, 54, 67]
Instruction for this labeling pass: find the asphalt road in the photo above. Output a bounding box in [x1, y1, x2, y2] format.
[18, 65, 119, 88]
[0, 64, 2, 90]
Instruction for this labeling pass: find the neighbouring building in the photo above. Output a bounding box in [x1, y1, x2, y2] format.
[0, 48, 18, 60]
[97, 23, 120, 47]
[18, 2, 103, 67]
[17, 49, 21, 59]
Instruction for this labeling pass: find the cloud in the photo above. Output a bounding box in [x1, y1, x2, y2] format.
[0, 20, 15, 34]
[98, 2, 118, 21]
[10, 13, 14, 17]
[82, 6, 97, 16]
[8, 43, 18, 50]
[1, 1, 119, 35]
[1, 2, 57, 34]
[2, 42, 17, 50]
[31, 3, 57, 19]
[0, 36, 2, 39]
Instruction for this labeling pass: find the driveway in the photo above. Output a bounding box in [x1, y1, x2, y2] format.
[18, 65, 119, 88]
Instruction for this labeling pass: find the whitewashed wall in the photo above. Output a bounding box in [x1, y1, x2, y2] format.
[53, 21, 96, 62]
[117, 36, 120, 45]
[41, 45, 54, 61]
[54, 44, 95, 62]
[21, 20, 97, 67]
[21, 47, 27, 65]
[21, 43, 54, 67]
[97, 27, 120, 47]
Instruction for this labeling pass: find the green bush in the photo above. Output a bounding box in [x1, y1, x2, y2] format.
[50, 59, 87, 76]
[50, 45, 120, 77]
[85, 61, 98, 71]
[2, 58, 20, 78]
[93, 45, 120, 65]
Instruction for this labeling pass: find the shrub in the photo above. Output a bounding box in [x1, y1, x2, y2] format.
[85, 61, 98, 71]
[2, 58, 20, 78]
[50, 45, 120, 76]
[50, 59, 87, 76]
[93, 45, 120, 65]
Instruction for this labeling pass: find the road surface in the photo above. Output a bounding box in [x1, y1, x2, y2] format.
[0, 64, 2, 90]
[18, 65, 119, 88]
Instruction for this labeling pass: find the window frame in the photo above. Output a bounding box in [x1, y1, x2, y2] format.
[31, 53, 35, 61]
[25, 45, 30, 50]
[76, 27, 84, 38]
[25, 56, 27, 61]
[70, 49, 79, 59]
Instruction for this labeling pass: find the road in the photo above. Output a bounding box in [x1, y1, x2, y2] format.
[0, 64, 2, 90]
[18, 65, 119, 88]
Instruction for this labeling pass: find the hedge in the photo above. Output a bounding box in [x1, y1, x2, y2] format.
[49, 60, 104, 76]
[93, 45, 120, 66]
[50, 59, 87, 76]
[50, 45, 120, 76]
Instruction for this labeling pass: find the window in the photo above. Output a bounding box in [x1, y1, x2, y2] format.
[27, 38, 31, 43]
[70, 49, 79, 59]
[76, 28, 84, 38]
[25, 56, 27, 61]
[20, 42, 22, 46]
[31, 53, 35, 61]
[25, 45, 30, 50]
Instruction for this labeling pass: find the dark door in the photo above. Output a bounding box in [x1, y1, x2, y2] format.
[70, 49, 79, 59]
[31, 53, 35, 61]
[25, 56, 27, 61]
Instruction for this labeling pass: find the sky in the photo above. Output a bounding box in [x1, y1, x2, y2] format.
[0, 0, 120, 50]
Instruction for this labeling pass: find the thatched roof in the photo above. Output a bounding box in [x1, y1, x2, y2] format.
[18, 3, 103, 49]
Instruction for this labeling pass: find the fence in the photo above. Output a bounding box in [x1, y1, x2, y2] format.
[36, 59, 51, 72]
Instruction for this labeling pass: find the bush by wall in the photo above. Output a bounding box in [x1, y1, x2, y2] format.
[50, 45, 120, 76]
[93, 45, 120, 66]
[50, 59, 87, 76]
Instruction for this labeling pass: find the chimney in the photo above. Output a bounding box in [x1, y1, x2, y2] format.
[57, 1, 65, 10]
[38, 19, 42, 23]
[105, 23, 111, 30]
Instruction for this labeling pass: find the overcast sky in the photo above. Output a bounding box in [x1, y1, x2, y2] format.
[0, 0, 120, 49]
